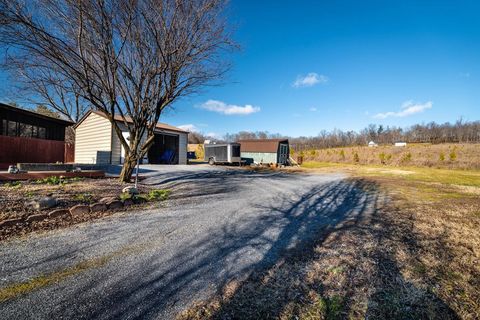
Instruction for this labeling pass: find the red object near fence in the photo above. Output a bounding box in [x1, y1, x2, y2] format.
[0, 135, 65, 169]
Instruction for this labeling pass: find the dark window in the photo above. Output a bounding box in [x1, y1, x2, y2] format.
[1, 119, 6, 135]
[8, 121, 17, 136]
[19, 123, 31, 137]
[38, 127, 46, 139]
[32, 125, 38, 138]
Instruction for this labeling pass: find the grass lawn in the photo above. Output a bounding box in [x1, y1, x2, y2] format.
[180, 162, 480, 320]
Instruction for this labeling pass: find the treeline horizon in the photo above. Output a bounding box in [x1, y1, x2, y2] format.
[189, 119, 480, 151]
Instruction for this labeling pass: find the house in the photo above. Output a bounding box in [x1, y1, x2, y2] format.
[239, 139, 290, 165]
[74, 110, 188, 165]
[394, 142, 407, 147]
[0, 103, 73, 169]
[368, 141, 378, 147]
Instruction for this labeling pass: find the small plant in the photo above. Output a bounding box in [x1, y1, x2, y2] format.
[439, 152, 445, 161]
[353, 152, 360, 163]
[379, 152, 386, 164]
[339, 150, 346, 160]
[310, 149, 316, 156]
[146, 189, 170, 201]
[73, 193, 93, 203]
[401, 152, 412, 163]
[449, 150, 457, 161]
[119, 192, 133, 201]
[4, 181, 22, 189]
[37, 176, 63, 185]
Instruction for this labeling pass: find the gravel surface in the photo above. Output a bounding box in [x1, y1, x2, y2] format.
[0, 165, 359, 319]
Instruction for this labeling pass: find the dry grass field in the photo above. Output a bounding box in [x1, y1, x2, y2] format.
[179, 164, 480, 320]
[296, 143, 480, 170]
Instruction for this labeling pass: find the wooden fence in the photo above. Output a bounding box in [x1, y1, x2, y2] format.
[0, 135, 66, 169]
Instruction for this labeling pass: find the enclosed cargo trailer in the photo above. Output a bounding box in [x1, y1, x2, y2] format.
[204, 143, 241, 165]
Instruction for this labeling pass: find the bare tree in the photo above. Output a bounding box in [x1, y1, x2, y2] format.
[0, 0, 235, 181]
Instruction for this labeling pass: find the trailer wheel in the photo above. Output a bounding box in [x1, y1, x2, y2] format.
[208, 158, 215, 165]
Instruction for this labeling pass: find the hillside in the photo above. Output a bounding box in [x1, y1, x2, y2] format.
[296, 143, 480, 170]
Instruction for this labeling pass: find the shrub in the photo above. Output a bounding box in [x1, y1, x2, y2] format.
[379, 152, 386, 164]
[439, 152, 445, 161]
[401, 152, 412, 163]
[73, 193, 93, 203]
[449, 150, 457, 161]
[339, 150, 346, 160]
[310, 149, 316, 156]
[37, 176, 63, 185]
[353, 152, 360, 163]
[4, 181, 21, 188]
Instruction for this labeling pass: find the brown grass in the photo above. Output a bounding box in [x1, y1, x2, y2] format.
[178, 166, 480, 319]
[297, 143, 480, 170]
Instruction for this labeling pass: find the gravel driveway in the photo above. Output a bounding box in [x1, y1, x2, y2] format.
[0, 165, 372, 319]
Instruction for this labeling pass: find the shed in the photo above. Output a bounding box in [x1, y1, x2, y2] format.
[368, 141, 378, 147]
[394, 142, 407, 147]
[74, 110, 188, 165]
[239, 139, 289, 165]
[0, 103, 73, 169]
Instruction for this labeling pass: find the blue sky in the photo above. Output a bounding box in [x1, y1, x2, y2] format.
[162, 0, 480, 137]
[2, 1, 479, 138]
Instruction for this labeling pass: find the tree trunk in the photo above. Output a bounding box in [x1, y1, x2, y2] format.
[119, 153, 138, 182]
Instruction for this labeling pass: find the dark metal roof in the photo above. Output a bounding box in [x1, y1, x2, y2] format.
[0, 103, 74, 126]
[239, 139, 289, 153]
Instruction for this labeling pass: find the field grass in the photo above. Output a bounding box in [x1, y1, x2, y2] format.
[296, 143, 480, 170]
[179, 163, 480, 320]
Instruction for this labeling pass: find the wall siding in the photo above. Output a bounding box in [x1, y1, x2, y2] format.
[178, 132, 188, 164]
[241, 152, 277, 164]
[75, 113, 112, 164]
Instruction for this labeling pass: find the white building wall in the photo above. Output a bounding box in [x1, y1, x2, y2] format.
[74, 113, 112, 164]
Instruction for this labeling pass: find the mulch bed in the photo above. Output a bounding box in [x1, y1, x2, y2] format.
[0, 177, 156, 241]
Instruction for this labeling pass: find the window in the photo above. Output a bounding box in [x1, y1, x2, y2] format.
[38, 127, 46, 139]
[1, 119, 6, 136]
[19, 123, 31, 137]
[32, 125, 38, 138]
[8, 121, 17, 136]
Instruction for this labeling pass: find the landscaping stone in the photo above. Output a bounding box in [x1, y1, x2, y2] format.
[69, 205, 90, 217]
[90, 203, 107, 212]
[26, 213, 48, 223]
[48, 209, 70, 219]
[122, 186, 139, 195]
[123, 199, 134, 207]
[0, 218, 24, 228]
[106, 200, 123, 210]
[99, 197, 117, 204]
[27, 196, 57, 210]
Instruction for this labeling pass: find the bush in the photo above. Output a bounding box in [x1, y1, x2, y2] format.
[73, 193, 93, 203]
[353, 152, 360, 163]
[339, 150, 346, 160]
[379, 152, 386, 164]
[439, 152, 445, 161]
[4, 181, 22, 188]
[310, 149, 316, 156]
[401, 152, 412, 163]
[37, 176, 63, 185]
[449, 150, 457, 161]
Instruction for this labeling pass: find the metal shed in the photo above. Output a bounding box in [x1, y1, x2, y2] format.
[239, 139, 289, 165]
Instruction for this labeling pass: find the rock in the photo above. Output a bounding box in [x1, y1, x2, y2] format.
[69, 205, 90, 217]
[48, 209, 69, 219]
[90, 203, 107, 212]
[99, 197, 117, 204]
[106, 200, 123, 210]
[26, 213, 47, 223]
[27, 196, 57, 210]
[123, 199, 134, 207]
[0, 218, 24, 228]
[122, 186, 139, 195]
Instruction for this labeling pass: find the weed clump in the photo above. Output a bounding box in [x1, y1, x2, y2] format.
[353, 152, 360, 163]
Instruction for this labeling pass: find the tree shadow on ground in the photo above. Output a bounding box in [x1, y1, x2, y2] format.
[40, 175, 459, 319]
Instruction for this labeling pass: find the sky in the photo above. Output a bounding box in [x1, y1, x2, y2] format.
[2, 0, 480, 138]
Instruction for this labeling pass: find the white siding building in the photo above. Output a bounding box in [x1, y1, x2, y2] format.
[74, 111, 188, 165]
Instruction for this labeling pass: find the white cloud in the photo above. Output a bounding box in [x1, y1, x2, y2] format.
[199, 99, 260, 115]
[292, 72, 328, 88]
[309, 107, 317, 112]
[178, 124, 198, 132]
[373, 100, 433, 119]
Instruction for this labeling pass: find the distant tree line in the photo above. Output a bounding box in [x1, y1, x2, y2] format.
[189, 119, 480, 151]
